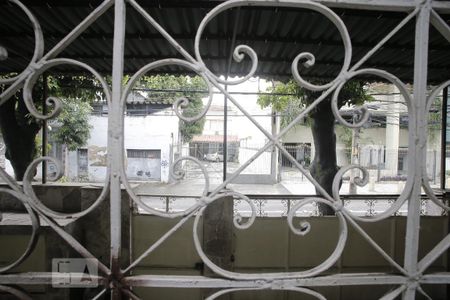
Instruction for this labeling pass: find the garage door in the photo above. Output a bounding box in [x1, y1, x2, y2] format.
[126, 149, 161, 181]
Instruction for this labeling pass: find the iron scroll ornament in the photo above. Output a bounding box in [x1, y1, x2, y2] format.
[122, 0, 421, 288]
[19, 58, 113, 220]
[159, 0, 423, 289]
[423, 80, 450, 212]
[0, 0, 448, 298]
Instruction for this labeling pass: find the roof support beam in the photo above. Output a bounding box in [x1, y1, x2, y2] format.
[313, 0, 450, 13]
[430, 9, 450, 43]
[6, 0, 449, 12]
[4, 34, 449, 52]
[22, 54, 445, 71]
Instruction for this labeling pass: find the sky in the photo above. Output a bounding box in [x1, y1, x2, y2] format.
[203, 76, 272, 114]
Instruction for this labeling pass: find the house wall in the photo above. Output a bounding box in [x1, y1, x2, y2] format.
[281, 126, 410, 149]
[202, 104, 273, 148]
[228, 109, 273, 148]
[67, 114, 179, 183]
[203, 116, 228, 136]
[281, 125, 438, 157]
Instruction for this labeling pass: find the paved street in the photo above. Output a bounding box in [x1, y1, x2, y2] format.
[179, 159, 440, 195]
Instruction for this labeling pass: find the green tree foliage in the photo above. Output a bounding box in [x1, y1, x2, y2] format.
[258, 79, 372, 215]
[0, 75, 98, 180]
[179, 98, 205, 142]
[136, 75, 208, 143]
[258, 80, 372, 128]
[52, 99, 92, 151]
[47, 75, 105, 102]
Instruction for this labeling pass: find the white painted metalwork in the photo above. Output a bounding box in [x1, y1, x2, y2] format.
[0, 0, 449, 299]
[140, 194, 447, 216]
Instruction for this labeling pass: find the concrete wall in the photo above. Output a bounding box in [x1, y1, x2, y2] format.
[229, 113, 272, 146]
[0, 184, 448, 299]
[0, 184, 130, 299]
[131, 215, 448, 300]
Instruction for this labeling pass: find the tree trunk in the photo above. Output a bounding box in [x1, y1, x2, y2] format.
[309, 100, 339, 215]
[0, 95, 41, 181]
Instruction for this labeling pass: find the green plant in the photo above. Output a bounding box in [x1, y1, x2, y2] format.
[0, 75, 99, 180]
[52, 99, 92, 151]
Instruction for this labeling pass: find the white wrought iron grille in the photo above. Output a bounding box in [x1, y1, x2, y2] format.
[0, 0, 449, 299]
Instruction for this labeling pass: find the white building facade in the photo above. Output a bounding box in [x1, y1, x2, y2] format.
[67, 111, 179, 183]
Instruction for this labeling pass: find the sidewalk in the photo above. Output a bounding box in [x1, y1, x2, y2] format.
[133, 179, 290, 197]
[133, 176, 430, 197]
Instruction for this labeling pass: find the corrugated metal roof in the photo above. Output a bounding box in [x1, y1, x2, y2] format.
[0, 0, 449, 84]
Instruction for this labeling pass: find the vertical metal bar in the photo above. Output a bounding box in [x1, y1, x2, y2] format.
[222, 8, 240, 182]
[284, 205, 290, 287]
[350, 115, 360, 193]
[432, 149, 436, 183]
[223, 83, 228, 182]
[110, 0, 126, 298]
[285, 199, 292, 277]
[41, 73, 48, 184]
[271, 110, 279, 182]
[390, 218, 397, 273]
[403, 1, 431, 298]
[377, 148, 382, 181]
[448, 199, 450, 299]
[441, 87, 448, 189]
[443, 88, 450, 298]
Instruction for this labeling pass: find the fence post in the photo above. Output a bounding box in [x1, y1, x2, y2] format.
[433, 149, 437, 183]
[202, 195, 234, 299]
[377, 147, 382, 182]
[440, 87, 448, 189]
